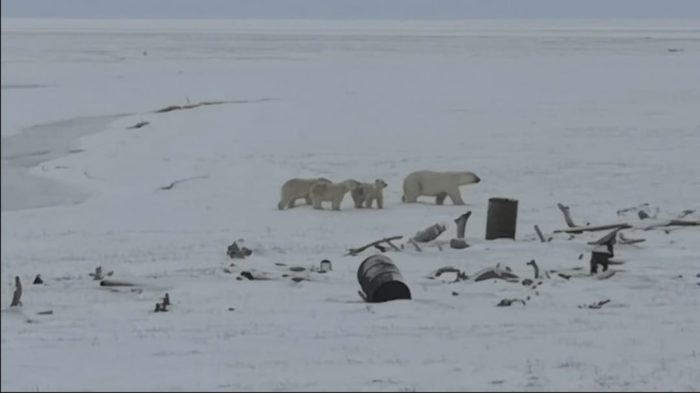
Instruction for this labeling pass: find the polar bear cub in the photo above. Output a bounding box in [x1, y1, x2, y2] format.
[309, 179, 361, 210]
[278, 177, 332, 210]
[351, 179, 388, 209]
[402, 170, 480, 205]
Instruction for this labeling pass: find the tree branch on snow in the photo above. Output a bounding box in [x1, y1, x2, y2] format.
[346, 236, 404, 256]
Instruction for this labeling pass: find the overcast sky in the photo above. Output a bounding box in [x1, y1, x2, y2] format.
[3, 0, 700, 19]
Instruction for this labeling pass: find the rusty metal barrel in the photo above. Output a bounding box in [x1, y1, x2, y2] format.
[357, 254, 411, 303]
[485, 197, 519, 240]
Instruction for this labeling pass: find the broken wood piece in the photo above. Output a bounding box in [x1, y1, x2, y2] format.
[497, 298, 526, 307]
[554, 223, 631, 234]
[526, 259, 540, 279]
[346, 235, 403, 256]
[579, 299, 611, 309]
[37, 310, 54, 315]
[556, 203, 578, 228]
[534, 225, 546, 243]
[10, 276, 22, 307]
[454, 211, 472, 239]
[473, 267, 519, 282]
[99, 279, 136, 287]
[412, 223, 447, 243]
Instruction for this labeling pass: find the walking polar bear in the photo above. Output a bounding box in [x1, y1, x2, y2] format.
[278, 177, 331, 210]
[351, 179, 388, 209]
[402, 170, 480, 205]
[310, 179, 361, 210]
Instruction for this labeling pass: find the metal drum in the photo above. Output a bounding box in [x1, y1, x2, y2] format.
[485, 197, 519, 240]
[357, 254, 411, 303]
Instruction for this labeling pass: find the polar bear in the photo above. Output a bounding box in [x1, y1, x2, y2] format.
[309, 179, 361, 210]
[402, 170, 480, 205]
[278, 177, 332, 210]
[351, 179, 388, 209]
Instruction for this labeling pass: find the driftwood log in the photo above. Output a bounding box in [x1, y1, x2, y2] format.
[10, 276, 22, 307]
[533, 225, 546, 243]
[454, 211, 472, 239]
[557, 203, 579, 228]
[347, 236, 403, 256]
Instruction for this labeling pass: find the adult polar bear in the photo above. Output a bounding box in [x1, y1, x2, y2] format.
[402, 170, 480, 205]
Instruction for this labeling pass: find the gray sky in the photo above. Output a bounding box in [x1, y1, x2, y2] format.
[3, 0, 700, 19]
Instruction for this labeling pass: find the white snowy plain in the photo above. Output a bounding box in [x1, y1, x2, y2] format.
[1, 18, 700, 391]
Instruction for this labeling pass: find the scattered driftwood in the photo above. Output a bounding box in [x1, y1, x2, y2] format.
[99, 279, 135, 287]
[33, 274, 43, 285]
[236, 271, 276, 281]
[557, 203, 584, 228]
[347, 236, 403, 256]
[227, 241, 253, 259]
[554, 223, 631, 234]
[126, 121, 150, 129]
[10, 277, 22, 307]
[579, 299, 611, 309]
[497, 298, 526, 307]
[557, 273, 572, 280]
[534, 225, 546, 243]
[526, 260, 540, 279]
[158, 175, 208, 191]
[619, 232, 646, 245]
[412, 223, 446, 243]
[429, 267, 468, 282]
[36, 310, 54, 315]
[89, 266, 114, 281]
[473, 267, 519, 282]
[152, 98, 275, 114]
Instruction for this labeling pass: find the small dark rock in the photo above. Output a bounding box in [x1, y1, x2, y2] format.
[291, 277, 305, 283]
[33, 274, 44, 285]
[452, 291, 459, 296]
[522, 279, 534, 286]
[578, 253, 583, 260]
[240, 271, 254, 280]
[289, 266, 306, 272]
[228, 307, 235, 311]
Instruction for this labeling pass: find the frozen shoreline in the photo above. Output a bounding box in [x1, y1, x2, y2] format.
[1, 114, 126, 212]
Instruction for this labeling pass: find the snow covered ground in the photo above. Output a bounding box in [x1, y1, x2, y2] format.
[2, 18, 700, 391]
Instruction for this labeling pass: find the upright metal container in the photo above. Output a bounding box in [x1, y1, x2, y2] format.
[485, 197, 518, 240]
[357, 254, 411, 303]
